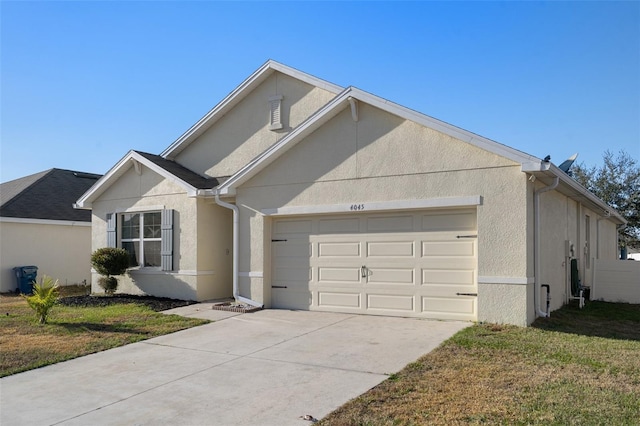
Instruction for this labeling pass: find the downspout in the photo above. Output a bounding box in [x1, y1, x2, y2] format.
[215, 194, 263, 308]
[534, 175, 559, 318]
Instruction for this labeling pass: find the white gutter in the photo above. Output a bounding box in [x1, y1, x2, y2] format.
[214, 194, 263, 308]
[533, 174, 560, 318]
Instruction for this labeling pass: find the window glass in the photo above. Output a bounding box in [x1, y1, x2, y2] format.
[144, 212, 162, 238]
[122, 214, 140, 240]
[144, 241, 161, 267]
[122, 241, 139, 267]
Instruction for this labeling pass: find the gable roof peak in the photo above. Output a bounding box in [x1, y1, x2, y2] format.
[160, 60, 343, 159]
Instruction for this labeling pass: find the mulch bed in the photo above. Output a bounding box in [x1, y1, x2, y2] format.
[58, 294, 197, 312]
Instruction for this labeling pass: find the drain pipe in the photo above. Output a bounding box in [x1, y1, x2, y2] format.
[534, 176, 559, 318]
[215, 194, 263, 308]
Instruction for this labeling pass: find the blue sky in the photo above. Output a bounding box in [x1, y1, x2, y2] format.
[2, 1, 639, 183]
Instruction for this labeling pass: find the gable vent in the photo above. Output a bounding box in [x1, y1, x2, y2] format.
[269, 94, 283, 130]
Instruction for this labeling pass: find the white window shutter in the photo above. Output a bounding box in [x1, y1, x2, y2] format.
[106, 213, 117, 248]
[269, 95, 283, 130]
[161, 209, 173, 271]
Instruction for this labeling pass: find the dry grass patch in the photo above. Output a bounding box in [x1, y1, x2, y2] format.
[320, 302, 640, 425]
[0, 287, 208, 377]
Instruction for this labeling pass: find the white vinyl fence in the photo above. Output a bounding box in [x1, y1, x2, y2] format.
[592, 260, 640, 304]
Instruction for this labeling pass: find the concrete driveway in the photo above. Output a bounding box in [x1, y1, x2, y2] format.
[1, 307, 469, 426]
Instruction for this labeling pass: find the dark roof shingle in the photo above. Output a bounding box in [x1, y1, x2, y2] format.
[134, 151, 224, 189]
[1, 169, 102, 222]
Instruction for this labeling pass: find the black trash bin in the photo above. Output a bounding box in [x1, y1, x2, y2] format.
[13, 266, 38, 294]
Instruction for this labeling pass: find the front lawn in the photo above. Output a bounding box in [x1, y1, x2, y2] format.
[319, 301, 640, 425]
[0, 287, 208, 377]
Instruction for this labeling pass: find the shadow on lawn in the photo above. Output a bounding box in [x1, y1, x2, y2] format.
[532, 301, 640, 342]
[51, 321, 152, 336]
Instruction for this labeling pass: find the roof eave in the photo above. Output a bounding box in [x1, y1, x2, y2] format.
[74, 151, 204, 210]
[523, 162, 626, 225]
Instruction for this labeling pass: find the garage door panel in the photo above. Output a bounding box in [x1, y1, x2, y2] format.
[318, 291, 361, 308]
[366, 215, 413, 232]
[318, 267, 361, 283]
[274, 241, 312, 258]
[421, 211, 476, 231]
[274, 220, 313, 234]
[318, 242, 361, 257]
[272, 289, 311, 310]
[422, 258, 476, 269]
[367, 241, 415, 257]
[318, 217, 360, 233]
[422, 269, 475, 285]
[422, 297, 475, 316]
[422, 241, 475, 257]
[273, 266, 311, 282]
[367, 268, 414, 284]
[367, 294, 414, 311]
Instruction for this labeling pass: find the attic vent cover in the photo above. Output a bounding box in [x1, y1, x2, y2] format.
[269, 94, 283, 130]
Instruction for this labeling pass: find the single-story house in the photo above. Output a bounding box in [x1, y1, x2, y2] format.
[75, 60, 625, 326]
[1, 168, 101, 292]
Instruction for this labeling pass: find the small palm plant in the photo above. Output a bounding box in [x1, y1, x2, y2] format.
[91, 247, 130, 295]
[23, 275, 59, 324]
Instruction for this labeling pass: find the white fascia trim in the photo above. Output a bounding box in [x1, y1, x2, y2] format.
[267, 60, 343, 94]
[216, 88, 353, 196]
[161, 60, 343, 159]
[262, 196, 482, 216]
[0, 217, 91, 227]
[478, 276, 534, 285]
[238, 271, 264, 278]
[75, 151, 199, 209]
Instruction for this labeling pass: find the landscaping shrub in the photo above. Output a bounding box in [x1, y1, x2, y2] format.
[22, 275, 59, 324]
[91, 247, 129, 295]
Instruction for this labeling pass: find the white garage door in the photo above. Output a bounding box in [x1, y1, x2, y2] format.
[271, 209, 477, 320]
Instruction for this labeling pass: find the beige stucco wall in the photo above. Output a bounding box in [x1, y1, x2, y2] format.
[175, 71, 337, 178]
[536, 183, 621, 316]
[0, 220, 92, 292]
[90, 163, 232, 301]
[233, 103, 533, 325]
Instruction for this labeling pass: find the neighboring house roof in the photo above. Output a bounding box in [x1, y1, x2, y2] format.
[1, 169, 101, 222]
[75, 151, 223, 209]
[160, 59, 344, 159]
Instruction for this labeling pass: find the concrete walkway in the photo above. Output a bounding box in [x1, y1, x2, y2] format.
[1, 306, 469, 426]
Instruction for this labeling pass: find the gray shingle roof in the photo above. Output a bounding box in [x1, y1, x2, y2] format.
[134, 151, 225, 189]
[1, 169, 102, 222]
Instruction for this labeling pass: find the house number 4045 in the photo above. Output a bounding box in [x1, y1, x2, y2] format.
[350, 204, 365, 211]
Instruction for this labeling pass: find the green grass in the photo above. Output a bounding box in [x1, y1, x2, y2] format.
[0, 291, 208, 377]
[319, 301, 640, 425]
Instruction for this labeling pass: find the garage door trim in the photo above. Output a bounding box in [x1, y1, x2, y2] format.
[262, 195, 482, 216]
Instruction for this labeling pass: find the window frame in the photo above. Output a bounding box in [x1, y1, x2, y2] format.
[120, 211, 162, 269]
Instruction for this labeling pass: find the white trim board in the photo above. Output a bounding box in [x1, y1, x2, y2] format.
[261, 196, 482, 216]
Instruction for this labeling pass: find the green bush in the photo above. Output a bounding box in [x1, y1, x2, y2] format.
[23, 275, 59, 324]
[91, 247, 130, 295]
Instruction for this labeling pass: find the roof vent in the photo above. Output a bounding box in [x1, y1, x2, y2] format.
[269, 94, 283, 130]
